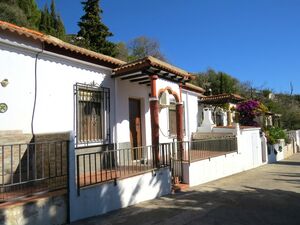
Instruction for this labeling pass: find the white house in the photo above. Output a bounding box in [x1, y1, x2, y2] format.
[0, 20, 205, 223]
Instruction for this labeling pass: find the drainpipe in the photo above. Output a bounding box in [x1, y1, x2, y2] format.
[31, 43, 44, 141]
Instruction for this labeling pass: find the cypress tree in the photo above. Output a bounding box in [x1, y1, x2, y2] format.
[50, 0, 56, 28]
[78, 0, 116, 56]
[39, 4, 51, 33]
[39, 0, 65, 40]
[17, 0, 40, 29]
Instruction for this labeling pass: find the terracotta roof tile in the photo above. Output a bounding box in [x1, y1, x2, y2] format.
[113, 56, 195, 80]
[183, 83, 205, 94]
[0, 20, 125, 67]
[200, 93, 244, 104]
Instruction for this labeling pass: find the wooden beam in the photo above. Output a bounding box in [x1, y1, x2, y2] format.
[139, 80, 151, 85]
[156, 74, 181, 83]
[111, 71, 142, 78]
[145, 68, 161, 74]
[166, 73, 176, 78]
[159, 72, 169, 77]
[130, 77, 150, 82]
[121, 73, 147, 80]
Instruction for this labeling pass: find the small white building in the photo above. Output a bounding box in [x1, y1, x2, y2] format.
[198, 93, 244, 127]
[0, 20, 206, 222]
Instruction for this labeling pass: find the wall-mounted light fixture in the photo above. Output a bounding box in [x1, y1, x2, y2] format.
[1, 79, 9, 87]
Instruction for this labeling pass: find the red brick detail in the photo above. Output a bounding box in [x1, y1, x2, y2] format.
[150, 99, 160, 166]
[179, 83, 183, 102]
[158, 86, 180, 103]
[176, 103, 184, 142]
[150, 75, 158, 97]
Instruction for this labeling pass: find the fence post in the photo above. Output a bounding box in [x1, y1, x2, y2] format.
[66, 140, 70, 224]
[169, 143, 172, 167]
[188, 141, 191, 163]
[67, 131, 76, 223]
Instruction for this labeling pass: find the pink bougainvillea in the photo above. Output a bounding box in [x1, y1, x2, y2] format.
[236, 100, 265, 126]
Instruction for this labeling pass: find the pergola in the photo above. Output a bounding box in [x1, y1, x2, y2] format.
[112, 56, 194, 165]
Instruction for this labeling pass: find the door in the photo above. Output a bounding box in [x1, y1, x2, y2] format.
[252, 133, 259, 167]
[129, 98, 142, 160]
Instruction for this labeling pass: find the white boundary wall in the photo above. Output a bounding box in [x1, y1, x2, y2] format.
[69, 167, 171, 222]
[288, 130, 300, 152]
[184, 127, 266, 187]
[268, 139, 297, 163]
[68, 132, 171, 222]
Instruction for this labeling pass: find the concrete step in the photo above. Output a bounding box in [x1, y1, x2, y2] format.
[172, 183, 189, 193]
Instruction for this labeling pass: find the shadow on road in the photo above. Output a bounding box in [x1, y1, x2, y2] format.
[73, 186, 300, 225]
[274, 161, 300, 166]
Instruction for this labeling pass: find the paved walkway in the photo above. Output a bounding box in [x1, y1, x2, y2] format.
[72, 154, 300, 225]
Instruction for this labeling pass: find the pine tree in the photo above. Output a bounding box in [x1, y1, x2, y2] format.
[77, 0, 116, 56]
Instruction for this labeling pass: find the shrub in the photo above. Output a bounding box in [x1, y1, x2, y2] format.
[265, 127, 288, 144]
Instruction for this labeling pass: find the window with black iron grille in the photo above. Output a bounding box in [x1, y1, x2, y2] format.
[74, 83, 110, 147]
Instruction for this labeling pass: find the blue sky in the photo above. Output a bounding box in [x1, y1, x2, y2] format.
[36, 0, 300, 94]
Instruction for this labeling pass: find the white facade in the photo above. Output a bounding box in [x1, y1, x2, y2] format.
[115, 78, 151, 146]
[184, 127, 266, 187]
[0, 34, 115, 140]
[182, 89, 199, 140]
[0, 34, 201, 148]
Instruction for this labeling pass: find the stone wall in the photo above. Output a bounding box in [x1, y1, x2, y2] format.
[0, 191, 67, 225]
[0, 131, 70, 200]
[0, 131, 33, 185]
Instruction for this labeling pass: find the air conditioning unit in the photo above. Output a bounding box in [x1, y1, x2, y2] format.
[159, 90, 170, 107]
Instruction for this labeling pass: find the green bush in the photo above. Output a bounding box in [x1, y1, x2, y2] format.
[265, 127, 288, 145]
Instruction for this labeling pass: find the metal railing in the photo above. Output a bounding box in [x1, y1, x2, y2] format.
[76, 137, 238, 189]
[76, 144, 172, 190]
[182, 136, 238, 162]
[0, 140, 69, 202]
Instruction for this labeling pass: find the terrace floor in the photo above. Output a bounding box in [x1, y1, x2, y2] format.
[188, 149, 236, 162]
[0, 150, 235, 202]
[78, 150, 235, 187]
